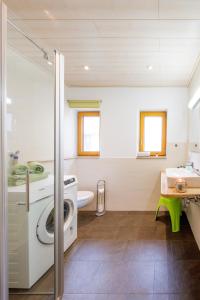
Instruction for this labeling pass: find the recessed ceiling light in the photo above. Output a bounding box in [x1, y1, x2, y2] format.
[147, 65, 153, 71]
[44, 10, 55, 20]
[47, 60, 53, 66]
[84, 65, 90, 71]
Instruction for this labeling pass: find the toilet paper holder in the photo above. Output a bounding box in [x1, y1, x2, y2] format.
[96, 180, 106, 217]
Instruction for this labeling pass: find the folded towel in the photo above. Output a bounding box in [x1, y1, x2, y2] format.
[137, 151, 150, 157]
[8, 172, 49, 186]
[8, 175, 26, 186]
[28, 162, 45, 174]
[29, 172, 49, 182]
[11, 164, 28, 176]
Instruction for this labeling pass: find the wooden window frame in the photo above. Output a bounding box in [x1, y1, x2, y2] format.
[139, 111, 167, 157]
[78, 111, 100, 156]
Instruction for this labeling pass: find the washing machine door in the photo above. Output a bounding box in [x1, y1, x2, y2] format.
[37, 199, 74, 244]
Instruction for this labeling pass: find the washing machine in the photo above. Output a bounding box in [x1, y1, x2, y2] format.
[8, 174, 78, 289]
[63, 175, 78, 251]
[37, 175, 78, 252]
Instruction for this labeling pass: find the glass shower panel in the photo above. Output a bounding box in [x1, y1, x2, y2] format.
[7, 20, 55, 299]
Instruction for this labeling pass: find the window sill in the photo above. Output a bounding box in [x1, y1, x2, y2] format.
[77, 156, 100, 159]
[136, 156, 167, 159]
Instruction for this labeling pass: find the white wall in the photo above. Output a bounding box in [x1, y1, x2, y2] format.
[67, 87, 188, 210]
[186, 63, 200, 250]
[188, 62, 200, 151]
[64, 87, 77, 159]
[64, 103, 77, 158]
[189, 61, 200, 101]
[68, 87, 188, 157]
[7, 49, 54, 164]
[7, 49, 77, 175]
[63, 88, 77, 175]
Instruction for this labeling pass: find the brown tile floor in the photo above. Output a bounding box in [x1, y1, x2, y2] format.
[63, 211, 200, 300]
[10, 211, 200, 300]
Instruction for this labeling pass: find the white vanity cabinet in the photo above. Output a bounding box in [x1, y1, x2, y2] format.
[8, 176, 54, 288]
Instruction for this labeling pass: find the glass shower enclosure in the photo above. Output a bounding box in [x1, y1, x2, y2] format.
[0, 2, 64, 299]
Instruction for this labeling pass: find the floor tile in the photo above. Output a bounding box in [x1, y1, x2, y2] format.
[116, 214, 144, 227]
[78, 213, 96, 227]
[115, 227, 139, 240]
[78, 227, 91, 239]
[155, 225, 194, 241]
[9, 296, 53, 300]
[124, 240, 172, 261]
[91, 214, 125, 227]
[86, 226, 118, 239]
[63, 295, 110, 300]
[168, 293, 200, 300]
[90, 261, 155, 293]
[11, 212, 199, 299]
[136, 226, 157, 240]
[171, 240, 200, 260]
[64, 260, 101, 293]
[154, 260, 200, 293]
[142, 212, 170, 227]
[62, 295, 156, 300]
[67, 239, 127, 261]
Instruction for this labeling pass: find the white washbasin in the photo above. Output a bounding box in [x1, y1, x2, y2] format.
[166, 168, 200, 188]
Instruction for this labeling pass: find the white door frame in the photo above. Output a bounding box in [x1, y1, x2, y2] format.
[0, 2, 8, 300]
[0, 3, 65, 299]
[54, 50, 64, 300]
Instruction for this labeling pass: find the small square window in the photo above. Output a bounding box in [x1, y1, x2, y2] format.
[139, 111, 167, 156]
[78, 111, 100, 156]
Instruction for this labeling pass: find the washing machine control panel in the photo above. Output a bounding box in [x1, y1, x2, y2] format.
[64, 177, 75, 185]
[64, 175, 77, 187]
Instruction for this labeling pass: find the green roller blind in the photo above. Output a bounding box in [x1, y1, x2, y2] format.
[67, 100, 101, 108]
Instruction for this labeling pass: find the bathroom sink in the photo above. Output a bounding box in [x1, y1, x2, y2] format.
[166, 168, 200, 188]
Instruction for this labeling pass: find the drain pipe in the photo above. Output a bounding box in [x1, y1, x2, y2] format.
[183, 196, 200, 208]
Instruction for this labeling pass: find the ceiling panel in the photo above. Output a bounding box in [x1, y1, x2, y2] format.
[159, 39, 200, 53]
[5, 0, 200, 87]
[65, 75, 189, 84]
[5, 0, 158, 20]
[50, 38, 200, 54]
[160, 0, 200, 19]
[10, 19, 200, 39]
[6, 0, 200, 20]
[65, 79, 188, 87]
[94, 20, 200, 38]
[12, 20, 98, 38]
[36, 38, 160, 53]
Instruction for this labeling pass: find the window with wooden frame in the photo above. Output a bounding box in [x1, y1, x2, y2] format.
[139, 111, 167, 157]
[78, 111, 100, 156]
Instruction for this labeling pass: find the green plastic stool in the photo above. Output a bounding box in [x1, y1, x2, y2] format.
[155, 196, 182, 232]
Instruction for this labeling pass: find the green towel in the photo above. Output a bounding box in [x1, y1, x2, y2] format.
[11, 164, 28, 176]
[8, 172, 49, 186]
[29, 172, 49, 182]
[28, 162, 45, 174]
[8, 176, 26, 186]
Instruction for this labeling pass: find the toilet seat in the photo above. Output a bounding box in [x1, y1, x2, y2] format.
[77, 191, 94, 208]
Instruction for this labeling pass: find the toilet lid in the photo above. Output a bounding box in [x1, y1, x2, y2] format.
[77, 191, 94, 202]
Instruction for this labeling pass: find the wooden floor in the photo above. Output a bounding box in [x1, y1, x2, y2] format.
[10, 211, 200, 300]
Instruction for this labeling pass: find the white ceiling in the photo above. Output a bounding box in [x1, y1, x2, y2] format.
[5, 0, 200, 87]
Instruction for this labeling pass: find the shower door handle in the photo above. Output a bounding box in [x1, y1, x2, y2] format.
[26, 169, 30, 212]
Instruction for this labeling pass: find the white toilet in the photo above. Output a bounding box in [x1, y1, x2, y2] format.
[77, 191, 94, 208]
